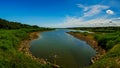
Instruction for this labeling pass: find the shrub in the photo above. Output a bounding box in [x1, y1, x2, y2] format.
[106, 40, 115, 50]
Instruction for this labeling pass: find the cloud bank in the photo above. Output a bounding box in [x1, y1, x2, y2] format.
[55, 16, 120, 28]
[50, 4, 119, 28]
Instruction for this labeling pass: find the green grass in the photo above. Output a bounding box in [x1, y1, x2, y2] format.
[94, 31, 120, 50]
[73, 30, 120, 68]
[0, 29, 52, 68]
[88, 44, 120, 68]
[69, 28, 120, 68]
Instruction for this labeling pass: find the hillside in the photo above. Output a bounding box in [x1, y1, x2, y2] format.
[0, 18, 53, 68]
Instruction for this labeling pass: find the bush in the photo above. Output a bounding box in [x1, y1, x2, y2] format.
[106, 40, 115, 50]
[94, 33, 119, 50]
[83, 32, 88, 36]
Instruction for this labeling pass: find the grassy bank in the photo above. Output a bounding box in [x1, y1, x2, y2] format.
[68, 27, 120, 68]
[0, 29, 54, 68]
[89, 44, 120, 68]
[68, 32, 106, 64]
[0, 18, 55, 68]
[89, 30, 120, 68]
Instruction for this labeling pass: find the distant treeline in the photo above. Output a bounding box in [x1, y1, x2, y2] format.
[69, 27, 120, 32]
[0, 18, 40, 29]
[0, 18, 54, 31]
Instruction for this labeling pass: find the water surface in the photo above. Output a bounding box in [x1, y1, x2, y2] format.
[30, 29, 96, 68]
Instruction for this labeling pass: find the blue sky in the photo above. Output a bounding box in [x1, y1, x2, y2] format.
[0, 0, 120, 27]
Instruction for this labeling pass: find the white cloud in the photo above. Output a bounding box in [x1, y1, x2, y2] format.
[51, 16, 82, 28]
[48, 4, 118, 28]
[106, 10, 114, 15]
[77, 4, 89, 11]
[53, 16, 120, 28]
[77, 4, 109, 17]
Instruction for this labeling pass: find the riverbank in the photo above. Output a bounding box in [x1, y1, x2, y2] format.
[0, 29, 55, 68]
[18, 31, 60, 68]
[67, 32, 106, 64]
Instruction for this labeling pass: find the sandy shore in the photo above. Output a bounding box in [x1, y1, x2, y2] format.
[18, 31, 60, 68]
[67, 32, 106, 64]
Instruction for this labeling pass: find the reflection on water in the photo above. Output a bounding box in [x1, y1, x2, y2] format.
[30, 29, 96, 68]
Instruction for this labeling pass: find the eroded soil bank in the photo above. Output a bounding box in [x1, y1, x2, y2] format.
[67, 32, 106, 64]
[18, 32, 60, 68]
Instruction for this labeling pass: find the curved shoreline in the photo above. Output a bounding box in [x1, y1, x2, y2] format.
[18, 31, 60, 68]
[18, 30, 105, 67]
[67, 32, 106, 64]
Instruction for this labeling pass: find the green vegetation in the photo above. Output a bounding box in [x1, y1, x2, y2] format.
[0, 18, 53, 68]
[88, 28, 120, 68]
[69, 27, 120, 68]
[94, 31, 120, 50]
[69, 27, 120, 50]
[89, 44, 120, 68]
[69, 27, 120, 33]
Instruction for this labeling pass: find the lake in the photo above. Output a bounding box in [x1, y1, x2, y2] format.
[30, 29, 96, 68]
